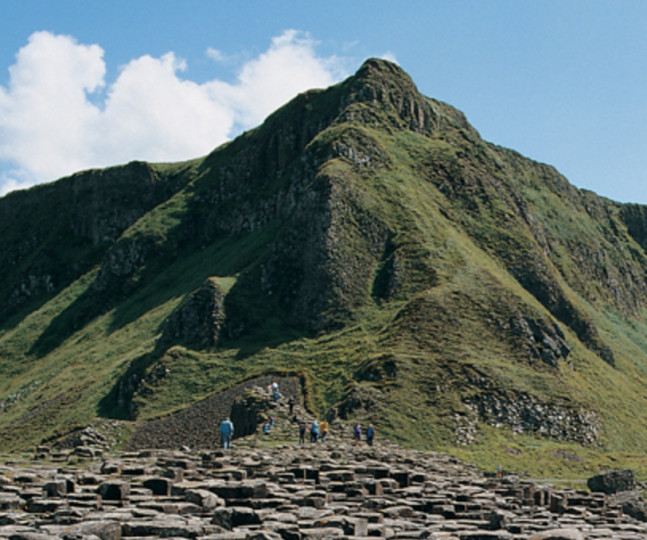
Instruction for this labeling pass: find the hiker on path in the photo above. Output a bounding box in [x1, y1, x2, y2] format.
[320, 419, 329, 442]
[298, 420, 307, 445]
[366, 424, 375, 446]
[353, 422, 362, 444]
[262, 418, 272, 435]
[219, 417, 234, 450]
[310, 420, 320, 443]
[288, 396, 295, 415]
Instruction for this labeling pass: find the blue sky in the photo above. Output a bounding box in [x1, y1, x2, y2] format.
[1, 1, 646, 204]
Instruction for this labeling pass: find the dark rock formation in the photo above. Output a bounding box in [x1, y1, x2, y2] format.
[587, 469, 635, 494]
[230, 390, 274, 438]
[158, 278, 227, 350]
[506, 311, 571, 367]
[464, 391, 600, 445]
[612, 490, 647, 522]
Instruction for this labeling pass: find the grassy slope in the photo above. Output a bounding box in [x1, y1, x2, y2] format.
[3, 65, 647, 481]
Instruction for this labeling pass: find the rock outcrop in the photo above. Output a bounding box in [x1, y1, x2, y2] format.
[125, 376, 303, 450]
[587, 469, 635, 495]
[463, 391, 601, 445]
[158, 278, 228, 349]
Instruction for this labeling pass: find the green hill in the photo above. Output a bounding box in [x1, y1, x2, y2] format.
[3, 58, 647, 478]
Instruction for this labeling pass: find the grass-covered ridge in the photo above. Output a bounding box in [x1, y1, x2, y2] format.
[3, 59, 647, 479]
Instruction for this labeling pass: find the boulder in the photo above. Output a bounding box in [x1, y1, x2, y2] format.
[587, 469, 635, 494]
[185, 488, 224, 510]
[0, 493, 24, 511]
[610, 490, 647, 522]
[121, 517, 204, 538]
[211, 506, 262, 529]
[26, 498, 68, 513]
[43, 479, 68, 498]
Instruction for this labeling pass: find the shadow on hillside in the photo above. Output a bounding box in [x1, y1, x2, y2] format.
[30, 240, 223, 360]
[229, 329, 305, 360]
[0, 294, 56, 335]
[27, 264, 200, 359]
[97, 351, 158, 420]
[29, 286, 108, 358]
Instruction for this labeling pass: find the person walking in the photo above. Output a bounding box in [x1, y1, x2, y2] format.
[366, 424, 375, 446]
[353, 422, 362, 445]
[310, 420, 320, 443]
[288, 396, 295, 415]
[320, 419, 329, 442]
[298, 420, 307, 445]
[219, 417, 234, 450]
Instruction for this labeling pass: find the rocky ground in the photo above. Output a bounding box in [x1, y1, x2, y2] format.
[2, 387, 647, 539]
[2, 428, 647, 540]
[124, 376, 304, 451]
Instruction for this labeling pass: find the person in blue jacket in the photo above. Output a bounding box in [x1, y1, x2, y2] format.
[219, 417, 234, 449]
[366, 424, 375, 446]
[310, 420, 320, 443]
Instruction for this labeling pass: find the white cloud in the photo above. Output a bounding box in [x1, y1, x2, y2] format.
[380, 51, 399, 65]
[97, 52, 234, 165]
[205, 30, 347, 131]
[0, 30, 348, 196]
[205, 47, 228, 63]
[0, 168, 36, 194]
[0, 32, 105, 182]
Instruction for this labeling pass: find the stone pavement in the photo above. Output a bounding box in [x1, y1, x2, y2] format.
[1, 437, 646, 539]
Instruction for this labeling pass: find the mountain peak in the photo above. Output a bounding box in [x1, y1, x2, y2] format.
[341, 58, 476, 138]
[345, 58, 423, 111]
[353, 58, 419, 93]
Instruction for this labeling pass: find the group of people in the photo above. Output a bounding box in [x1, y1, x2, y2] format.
[353, 422, 375, 445]
[219, 415, 376, 449]
[217, 380, 376, 449]
[298, 418, 329, 444]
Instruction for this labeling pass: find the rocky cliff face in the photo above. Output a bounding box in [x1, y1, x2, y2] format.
[0, 160, 193, 323]
[158, 278, 227, 349]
